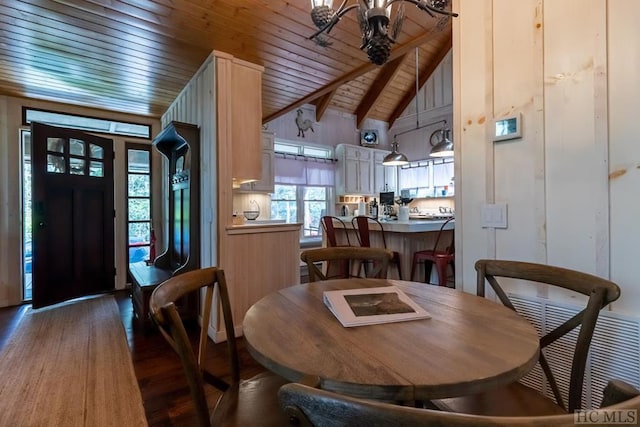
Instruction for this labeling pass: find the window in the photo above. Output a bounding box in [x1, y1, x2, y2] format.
[23, 108, 151, 139]
[21, 130, 32, 301]
[126, 143, 153, 264]
[399, 158, 454, 198]
[272, 140, 335, 244]
[271, 184, 329, 243]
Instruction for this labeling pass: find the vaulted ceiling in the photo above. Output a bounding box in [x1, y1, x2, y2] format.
[0, 1, 454, 128]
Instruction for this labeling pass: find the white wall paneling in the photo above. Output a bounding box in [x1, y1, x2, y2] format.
[161, 54, 217, 269]
[454, 0, 638, 317]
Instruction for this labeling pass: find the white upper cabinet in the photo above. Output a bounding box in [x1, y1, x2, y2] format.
[373, 150, 398, 194]
[335, 144, 373, 195]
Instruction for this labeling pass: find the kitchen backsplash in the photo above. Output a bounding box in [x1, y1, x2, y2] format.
[233, 193, 272, 220]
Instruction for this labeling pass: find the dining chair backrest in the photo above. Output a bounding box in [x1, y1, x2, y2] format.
[321, 216, 351, 247]
[475, 259, 621, 413]
[300, 247, 393, 282]
[278, 379, 640, 427]
[351, 215, 387, 248]
[431, 216, 455, 254]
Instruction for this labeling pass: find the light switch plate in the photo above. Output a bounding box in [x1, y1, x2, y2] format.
[481, 203, 508, 228]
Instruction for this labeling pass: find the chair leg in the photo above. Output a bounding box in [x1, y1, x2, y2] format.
[410, 254, 419, 281]
[394, 254, 402, 280]
[423, 261, 434, 284]
[435, 259, 450, 287]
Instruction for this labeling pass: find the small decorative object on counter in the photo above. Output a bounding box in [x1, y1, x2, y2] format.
[243, 200, 260, 220]
[358, 200, 367, 216]
[232, 213, 245, 225]
[398, 206, 410, 222]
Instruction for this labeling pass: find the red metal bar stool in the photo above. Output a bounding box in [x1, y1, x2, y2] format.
[320, 216, 352, 278]
[351, 215, 402, 280]
[410, 217, 455, 286]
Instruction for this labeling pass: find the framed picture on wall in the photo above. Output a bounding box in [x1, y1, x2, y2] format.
[360, 129, 379, 146]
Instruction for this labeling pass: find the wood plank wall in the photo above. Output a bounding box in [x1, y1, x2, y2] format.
[454, 0, 640, 313]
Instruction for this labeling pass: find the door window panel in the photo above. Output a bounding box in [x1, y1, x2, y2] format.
[70, 139, 85, 156]
[47, 155, 65, 173]
[90, 144, 104, 159]
[70, 158, 85, 175]
[89, 161, 104, 177]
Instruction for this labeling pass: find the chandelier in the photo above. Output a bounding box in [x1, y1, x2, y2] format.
[309, 0, 458, 65]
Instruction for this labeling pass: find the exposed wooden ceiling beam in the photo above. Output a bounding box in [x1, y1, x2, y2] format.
[386, 36, 452, 128]
[355, 54, 407, 129]
[313, 90, 336, 121]
[262, 30, 449, 124]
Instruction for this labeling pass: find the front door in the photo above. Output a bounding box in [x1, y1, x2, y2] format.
[31, 122, 115, 308]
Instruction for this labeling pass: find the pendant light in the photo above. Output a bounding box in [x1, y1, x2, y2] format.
[384, 47, 424, 166]
[382, 137, 409, 166]
[430, 127, 454, 157]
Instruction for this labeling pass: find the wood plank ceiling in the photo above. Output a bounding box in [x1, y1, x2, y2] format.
[0, 0, 454, 128]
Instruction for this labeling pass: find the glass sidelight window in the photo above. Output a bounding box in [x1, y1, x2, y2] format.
[126, 143, 153, 264]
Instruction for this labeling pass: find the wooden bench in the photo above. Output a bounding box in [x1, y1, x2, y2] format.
[129, 261, 173, 330]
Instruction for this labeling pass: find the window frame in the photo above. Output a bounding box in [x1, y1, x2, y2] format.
[125, 142, 153, 266]
[271, 183, 332, 245]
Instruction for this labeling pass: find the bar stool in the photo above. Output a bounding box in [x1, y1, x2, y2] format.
[351, 216, 402, 279]
[321, 216, 352, 247]
[320, 216, 352, 278]
[410, 217, 455, 286]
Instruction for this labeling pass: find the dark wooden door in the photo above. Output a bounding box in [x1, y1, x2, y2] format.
[31, 122, 115, 308]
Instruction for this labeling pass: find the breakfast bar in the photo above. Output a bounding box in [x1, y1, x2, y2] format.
[327, 217, 454, 281]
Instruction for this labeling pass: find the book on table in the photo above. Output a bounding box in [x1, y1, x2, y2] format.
[323, 286, 431, 327]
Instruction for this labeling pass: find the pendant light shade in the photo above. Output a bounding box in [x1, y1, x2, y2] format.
[430, 128, 454, 157]
[382, 140, 409, 166]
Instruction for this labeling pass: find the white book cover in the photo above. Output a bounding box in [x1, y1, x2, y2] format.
[323, 286, 431, 328]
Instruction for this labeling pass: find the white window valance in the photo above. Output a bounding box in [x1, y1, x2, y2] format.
[274, 156, 335, 186]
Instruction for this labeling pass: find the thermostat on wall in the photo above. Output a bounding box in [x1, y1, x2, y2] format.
[493, 114, 522, 142]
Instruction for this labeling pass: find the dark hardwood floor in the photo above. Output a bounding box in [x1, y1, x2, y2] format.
[0, 290, 267, 426]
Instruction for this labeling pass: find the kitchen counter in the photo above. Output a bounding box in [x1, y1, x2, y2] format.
[226, 221, 301, 235]
[333, 216, 454, 233]
[326, 216, 454, 282]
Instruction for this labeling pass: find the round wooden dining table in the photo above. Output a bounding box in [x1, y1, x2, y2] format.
[243, 278, 540, 402]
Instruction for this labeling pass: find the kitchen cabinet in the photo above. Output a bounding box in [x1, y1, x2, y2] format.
[335, 144, 373, 195]
[373, 150, 398, 194]
[239, 131, 274, 193]
[227, 56, 263, 187]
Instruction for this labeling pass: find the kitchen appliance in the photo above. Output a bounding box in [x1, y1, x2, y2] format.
[341, 205, 351, 216]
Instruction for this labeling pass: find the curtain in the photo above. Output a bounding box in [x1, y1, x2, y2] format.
[275, 156, 335, 186]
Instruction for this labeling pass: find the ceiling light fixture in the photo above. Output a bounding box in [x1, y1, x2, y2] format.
[429, 124, 453, 157]
[383, 46, 423, 166]
[309, 0, 458, 65]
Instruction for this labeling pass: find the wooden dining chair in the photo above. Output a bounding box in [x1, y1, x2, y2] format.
[300, 247, 393, 282]
[351, 215, 402, 279]
[409, 216, 455, 286]
[433, 259, 621, 417]
[278, 379, 640, 427]
[149, 267, 290, 427]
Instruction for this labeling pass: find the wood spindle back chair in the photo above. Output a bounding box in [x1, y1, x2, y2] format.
[278, 379, 640, 427]
[150, 267, 289, 427]
[300, 247, 393, 282]
[434, 259, 621, 416]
